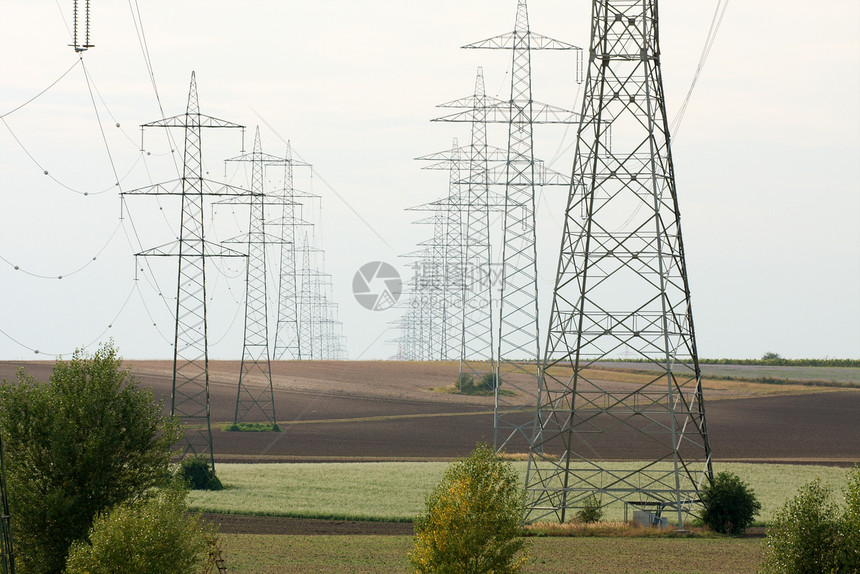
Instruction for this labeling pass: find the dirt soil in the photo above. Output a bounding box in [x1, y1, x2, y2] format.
[201, 513, 413, 535]
[2, 359, 858, 461]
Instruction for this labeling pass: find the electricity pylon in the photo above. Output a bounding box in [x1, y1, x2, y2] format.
[124, 72, 247, 470]
[223, 127, 283, 428]
[525, 0, 713, 528]
[407, 138, 464, 361]
[454, 69, 495, 390]
[419, 69, 496, 381]
[271, 142, 313, 360]
[462, 0, 581, 451]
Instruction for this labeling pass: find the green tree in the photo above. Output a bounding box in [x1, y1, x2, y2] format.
[65, 480, 215, 574]
[760, 478, 843, 574]
[576, 494, 604, 524]
[0, 343, 182, 574]
[409, 444, 529, 574]
[700, 471, 761, 535]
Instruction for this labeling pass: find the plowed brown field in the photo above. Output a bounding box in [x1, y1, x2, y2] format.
[2, 359, 857, 462]
[3, 359, 857, 536]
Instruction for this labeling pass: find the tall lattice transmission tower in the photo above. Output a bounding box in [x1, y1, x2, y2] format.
[222, 126, 285, 428]
[418, 69, 496, 381]
[463, 0, 581, 451]
[404, 138, 464, 362]
[271, 142, 313, 360]
[525, 0, 712, 528]
[124, 72, 247, 470]
[428, 67, 571, 396]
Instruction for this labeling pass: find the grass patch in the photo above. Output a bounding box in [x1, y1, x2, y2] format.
[190, 462, 450, 521]
[525, 521, 715, 538]
[431, 384, 514, 397]
[189, 462, 850, 524]
[551, 365, 860, 398]
[219, 534, 764, 573]
[222, 422, 281, 432]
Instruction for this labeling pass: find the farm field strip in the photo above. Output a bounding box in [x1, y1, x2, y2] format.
[595, 362, 860, 385]
[577, 368, 859, 398]
[216, 409, 496, 427]
[189, 461, 852, 524]
[220, 534, 764, 574]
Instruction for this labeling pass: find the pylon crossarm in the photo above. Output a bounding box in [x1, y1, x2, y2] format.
[432, 100, 578, 124]
[122, 179, 252, 197]
[415, 144, 509, 163]
[142, 114, 244, 130]
[463, 32, 580, 51]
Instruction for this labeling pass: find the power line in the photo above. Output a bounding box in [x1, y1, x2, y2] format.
[671, 0, 730, 138]
[0, 60, 80, 119]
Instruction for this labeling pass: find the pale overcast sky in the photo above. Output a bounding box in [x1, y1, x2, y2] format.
[1, 1, 858, 361]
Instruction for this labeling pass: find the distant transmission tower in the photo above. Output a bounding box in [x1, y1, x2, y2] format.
[223, 126, 284, 428]
[125, 72, 247, 470]
[525, 0, 713, 528]
[417, 70, 496, 382]
[463, 0, 581, 451]
[271, 142, 313, 360]
[407, 138, 463, 361]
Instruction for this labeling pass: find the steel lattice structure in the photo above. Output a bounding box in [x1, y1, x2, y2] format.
[406, 139, 464, 361]
[223, 127, 284, 427]
[294, 230, 343, 360]
[271, 142, 313, 360]
[462, 0, 581, 451]
[417, 66, 575, 375]
[525, 0, 712, 528]
[124, 72, 247, 470]
[421, 69, 497, 384]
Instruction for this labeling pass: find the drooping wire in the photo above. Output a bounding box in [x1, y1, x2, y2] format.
[0, 280, 138, 357]
[252, 109, 395, 252]
[670, 0, 730, 138]
[0, 116, 136, 196]
[0, 220, 123, 279]
[0, 60, 81, 119]
[127, 0, 181, 176]
[80, 57, 123, 193]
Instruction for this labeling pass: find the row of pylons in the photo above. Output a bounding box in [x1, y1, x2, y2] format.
[397, 0, 712, 528]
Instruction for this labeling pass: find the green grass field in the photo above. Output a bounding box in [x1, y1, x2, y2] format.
[189, 461, 852, 524]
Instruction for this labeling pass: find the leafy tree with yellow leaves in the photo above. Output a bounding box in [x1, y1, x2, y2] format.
[409, 444, 529, 573]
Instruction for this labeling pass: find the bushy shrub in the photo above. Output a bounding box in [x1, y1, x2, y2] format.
[178, 455, 223, 491]
[760, 477, 846, 574]
[223, 422, 280, 432]
[458, 373, 474, 391]
[456, 373, 496, 396]
[409, 444, 529, 573]
[576, 494, 604, 524]
[481, 372, 499, 391]
[700, 471, 761, 535]
[65, 481, 216, 574]
[837, 465, 859, 572]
